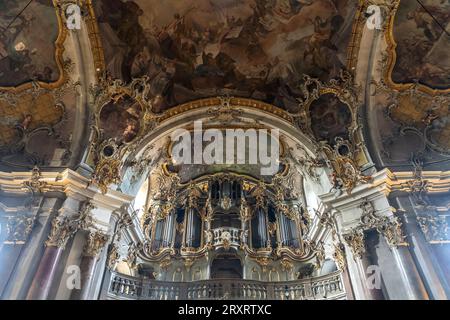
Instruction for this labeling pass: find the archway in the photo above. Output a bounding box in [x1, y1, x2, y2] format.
[210, 254, 243, 280]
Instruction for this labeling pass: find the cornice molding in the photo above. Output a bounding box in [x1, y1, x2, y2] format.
[321, 169, 450, 207]
[318, 168, 450, 231]
[0, 169, 133, 211]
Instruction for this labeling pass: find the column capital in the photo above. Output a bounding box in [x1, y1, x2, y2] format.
[2, 214, 35, 245]
[83, 231, 109, 257]
[343, 228, 365, 259]
[45, 215, 79, 249]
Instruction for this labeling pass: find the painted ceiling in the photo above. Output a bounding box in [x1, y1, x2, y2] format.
[0, 0, 61, 87]
[0, 0, 448, 172]
[391, 0, 449, 89]
[95, 0, 357, 112]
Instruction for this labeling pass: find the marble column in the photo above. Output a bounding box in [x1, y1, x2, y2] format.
[374, 234, 428, 299]
[26, 215, 78, 300]
[1, 197, 63, 300]
[26, 246, 64, 300]
[70, 231, 108, 300]
[343, 229, 384, 300]
[402, 209, 450, 299]
[395, 196, 450, 299]
[359, 253, 385, 300]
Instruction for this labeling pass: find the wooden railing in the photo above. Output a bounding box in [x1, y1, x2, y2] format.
[107, 271, 346, 300]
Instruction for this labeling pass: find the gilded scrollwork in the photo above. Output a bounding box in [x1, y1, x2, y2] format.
[343, 228, 366, 259]
[207, 96, 244, 124]
[288, 71, 371, 194]
[45, 201, 96, 249]
[331, 154, 371, 193]
[45, 215, 79, 249]
[250, 182, 267, 210]
[312, 241, 325, 268]
[84, 231, 109, 258]
[159, 258, 173, 271]
[319, 210, 336, 235]
[408, 154, 430, 206]
[281, 258, 294, 273]
[92, 158, 121, 194]
[89, 77, 164, 193]
[373, 78, 450, 161]
[23, 166, 48, 194]
[114, 208, 134, 243]
[376, 217, 407, 247]
[45, 201, 94, 249]
[287, 144, 325, 182]
[183, 257, 196, 272]
[185, 183, 202, 210]
[255, 257, 271, 273]
[359, 199, 407, 247]
[333, 243, 346, 271]
[204, 230, 213, 249]
[239, 197, 252, 222]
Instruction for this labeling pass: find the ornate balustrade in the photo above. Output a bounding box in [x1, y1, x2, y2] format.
[107, 271, 346, 300]
[212, 227, 241, 250]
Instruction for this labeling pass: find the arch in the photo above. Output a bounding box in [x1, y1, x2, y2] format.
[115, 98, 332, 198]
[210, 253, 243, 280]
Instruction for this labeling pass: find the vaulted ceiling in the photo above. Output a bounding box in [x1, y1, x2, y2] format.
[95, 0, 357, 111]
[0, 0, 448, 173]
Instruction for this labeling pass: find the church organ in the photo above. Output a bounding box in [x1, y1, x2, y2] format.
[140, 171, 314, 282]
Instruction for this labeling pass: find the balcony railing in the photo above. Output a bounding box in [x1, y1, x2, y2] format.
[212, 227, 240, 249]
[106, 271, 346, 300]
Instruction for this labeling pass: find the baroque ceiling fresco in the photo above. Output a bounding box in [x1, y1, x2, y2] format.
[0, 0, 448, 181]
[0, 0, 76, 169]
[0, 0, 62, 87]
[374, 0, 450, 171]
[95, 0, 357, 112]
[391, 0, 450, 89]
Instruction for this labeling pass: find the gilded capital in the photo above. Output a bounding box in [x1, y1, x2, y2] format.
[343, 228, 365, 259]
[376, 217, 407, 248]
[45, 216, 78, 249]
[84, 231, 109, 257]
